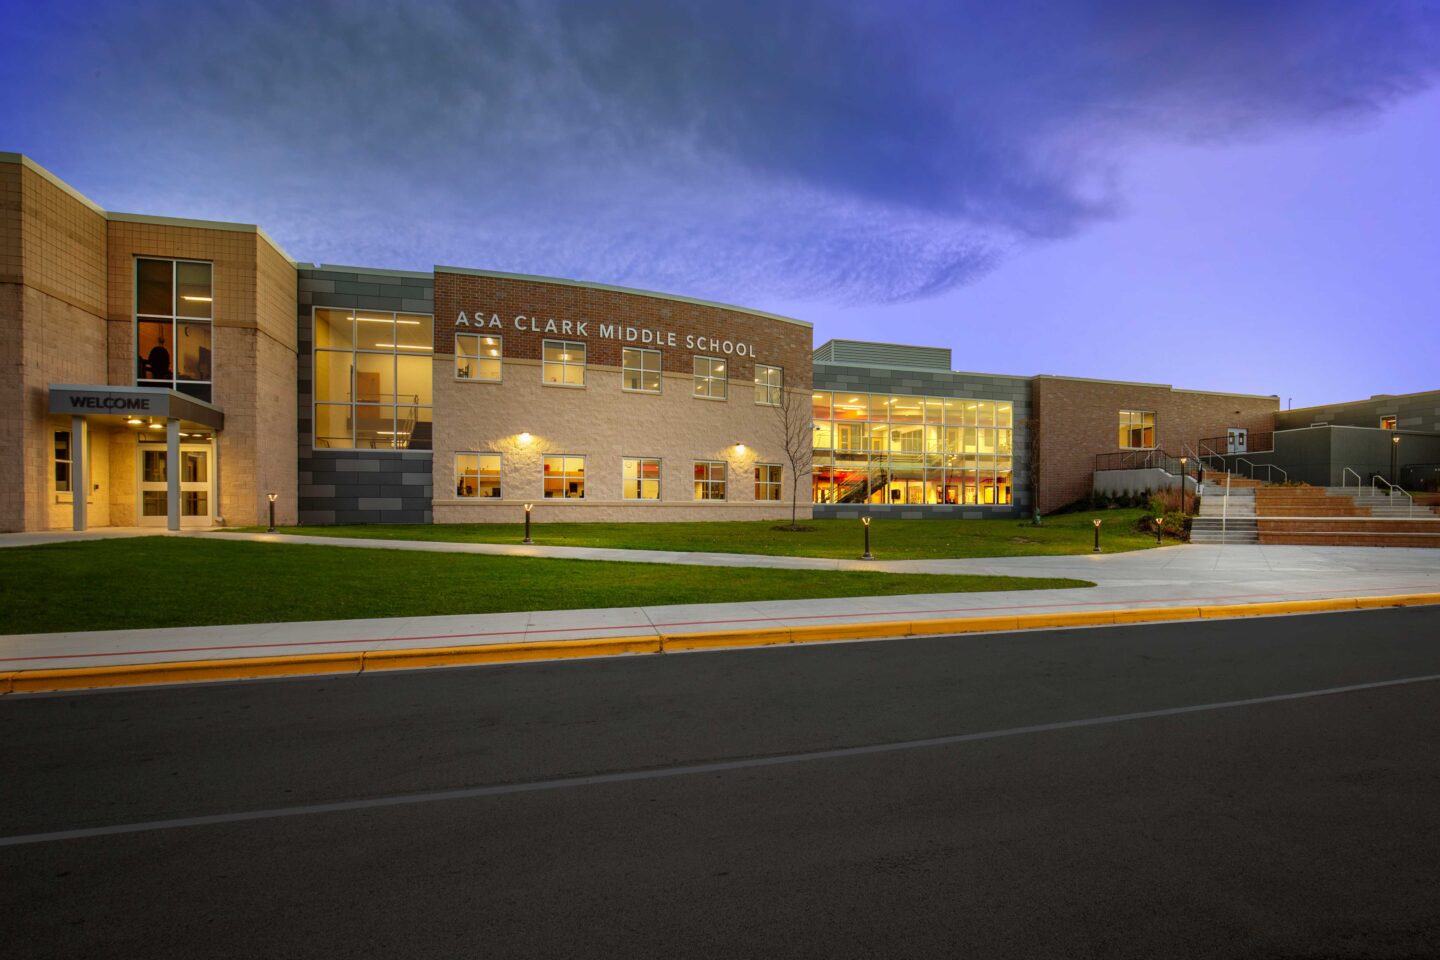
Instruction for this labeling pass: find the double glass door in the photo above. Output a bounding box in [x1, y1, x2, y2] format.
[139, 442, 213, 526]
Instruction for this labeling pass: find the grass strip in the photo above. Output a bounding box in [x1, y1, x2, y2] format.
[232, 509, 1159, 560]
[0, 538, 1092, 634]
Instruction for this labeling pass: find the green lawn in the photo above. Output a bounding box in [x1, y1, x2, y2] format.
[235, 509, 1159, 560]
[0, 538, 1092, 634]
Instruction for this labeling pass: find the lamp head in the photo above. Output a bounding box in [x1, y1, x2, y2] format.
[524, 503, 533, 513]
[267, 493, 278, 503]
[519, 432, 532, 444]
[861, 516, 871, 526]
[1392, 435, 1401, 444]
[1092, 518, 1101, 528]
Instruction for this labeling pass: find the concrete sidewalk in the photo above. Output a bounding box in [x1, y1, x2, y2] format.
[1, 540, 1436, 673]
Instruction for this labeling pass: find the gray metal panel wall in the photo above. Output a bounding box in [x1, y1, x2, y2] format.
[296, 266, 436, 524]
[813, 361, 1033, 518]
[812, 340, 953, 370]
[1276, 391, 1440, 434]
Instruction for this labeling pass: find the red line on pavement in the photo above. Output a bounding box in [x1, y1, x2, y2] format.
[2, 583, 1434, 666]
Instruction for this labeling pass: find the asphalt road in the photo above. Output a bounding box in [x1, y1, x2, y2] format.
[3, 606, 1439, 959]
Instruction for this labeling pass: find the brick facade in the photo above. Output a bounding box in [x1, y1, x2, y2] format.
[1033, 376, 1279, 513]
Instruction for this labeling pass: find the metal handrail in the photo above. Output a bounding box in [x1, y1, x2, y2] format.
[1235, 457, 1287, 485]
[1341, 467, 1362, 498]
[1197, 441, 1227, 473]
[1371, 475, 1415, 517]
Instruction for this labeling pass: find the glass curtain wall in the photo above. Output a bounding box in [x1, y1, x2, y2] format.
[812, 392, 1014, 505]
[313, 308, 435, 449]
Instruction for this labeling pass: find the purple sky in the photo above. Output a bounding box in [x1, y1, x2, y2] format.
[4, 1, 1438, 406]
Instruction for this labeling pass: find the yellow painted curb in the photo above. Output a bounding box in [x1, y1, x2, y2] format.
[1198, 598, 1358, 619]
[1015, 610, 1117, 629]
[1111, 606, 1204, 624]
[361, 636, 659, 671]
[0, 672, 13, 695]
[662, 627, 793, 651]
[9, 652, 364, 693]
[791, 620, 913, 644]
[909, 616, 1021, 636]
[1355, 592, 1440, 609]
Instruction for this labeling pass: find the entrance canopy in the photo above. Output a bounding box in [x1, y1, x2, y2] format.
[48, 385, 225, 532]
[48, 384, 224, 431]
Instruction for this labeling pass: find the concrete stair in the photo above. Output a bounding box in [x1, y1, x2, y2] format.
[1330, 487, 1440, 519]
[1192, 486, 1257, 543]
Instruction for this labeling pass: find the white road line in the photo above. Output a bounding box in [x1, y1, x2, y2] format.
[3, 671, 1438, 848]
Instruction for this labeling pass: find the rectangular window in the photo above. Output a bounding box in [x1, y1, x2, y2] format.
[755, 364, 783, 406]
[135, 258, 213, 401]
[1118, 410, 1156, 449]
[693, 460, 726, 500]
[542, 340, 586, 386]
[622, 348, 661, 393]
[54, 431, 72, 493]
[693, 357, 728, 400]
[755, 463, 782, 501]
[1380, 416, 1397, 430]
[543, 455, 586, 498]
[622, 457, 661, 499]
[312, 308, 434, 449]
[456, 333, 502, 381]
[456, 453, 501, 498]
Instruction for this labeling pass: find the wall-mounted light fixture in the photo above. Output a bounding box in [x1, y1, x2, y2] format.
[519, 432, 532, 444]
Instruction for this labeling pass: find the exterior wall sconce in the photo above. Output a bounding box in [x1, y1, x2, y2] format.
[519, 432, 532, 444]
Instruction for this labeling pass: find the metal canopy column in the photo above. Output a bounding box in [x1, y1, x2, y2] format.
[166, 419, 180, 532]
[71, 415, 88, 532]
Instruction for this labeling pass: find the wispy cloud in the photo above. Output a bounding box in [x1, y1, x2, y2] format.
[5, 0, 1438, 302]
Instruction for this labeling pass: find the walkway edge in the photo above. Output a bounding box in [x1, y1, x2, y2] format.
[5, 593, 1439, 695]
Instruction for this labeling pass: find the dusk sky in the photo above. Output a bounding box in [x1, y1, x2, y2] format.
[5, 1, 1438, 405]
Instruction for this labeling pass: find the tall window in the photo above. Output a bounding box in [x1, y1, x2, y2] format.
[456, 334, 502, 381]
[694, 357, 727, 400]
[1118, 410, 1156, 449]
[755, 364, 783, 406]
[542, 340, 586, 386]
[543, 455, 586, 498]
[755, 463, 782, 501]
[136, 258, 213, 401]
[456, 453, 501, 498]
[693, 460, 726, 500]
[623, 348, 661, 393]
[313, 308, 434, 449]
[622, 458, 661, 499]
[54, 431, 72, 493]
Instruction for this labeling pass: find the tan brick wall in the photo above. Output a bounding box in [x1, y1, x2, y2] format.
[1034, 376, 1279, 513]
[432, 359, 812, 523]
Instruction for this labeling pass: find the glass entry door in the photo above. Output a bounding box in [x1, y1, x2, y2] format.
[138, 442, 214, 526]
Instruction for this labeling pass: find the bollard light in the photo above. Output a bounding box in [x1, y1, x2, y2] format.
[1155, 515, 1164, 545]
[523, 502, 534, 544]
[267, 492, 278, 533]
[1179, 456, 1189, 515]
[1092, 517, 1101, 553]
[860, 516, 874, 560]
[1391, 434, 1400, 489]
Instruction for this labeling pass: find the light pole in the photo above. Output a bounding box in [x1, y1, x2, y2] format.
[1391, 434, 1401, 489]
[1092, 518, 1101, 553]
[1178, 456, 1188, 515]
[860, 516, 873, 560]
[266, 492, 277, 533]
[523, 502, 534, 544]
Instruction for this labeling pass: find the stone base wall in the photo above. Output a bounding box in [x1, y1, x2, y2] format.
[299, 450, 433, 524]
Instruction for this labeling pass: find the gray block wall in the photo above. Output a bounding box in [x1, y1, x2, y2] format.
[812, 361, 1034, 519]
[1276, 391, 1440, 434]
[296, 265, 435, 525]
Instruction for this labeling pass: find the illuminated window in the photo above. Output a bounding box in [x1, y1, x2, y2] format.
[456, 453, 501, 498]
[1118, 410, 1156, 449]
[622, 458, 661, 499]
[54, 431, 72, 493]
[755, 463, 782, 501]
[755, 364, 783, 406]
[456, 334, 502, 381]
[542, 340, 585, 386]
[1381, 416, 1397, 430]
[694, 357, 728, 400]
[312, 308, 434, 449]
[543, 455, 586, 498]
[693, 460, 726, 500]
[622, 348, 662, 393]
[136, 258, 213, 401]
